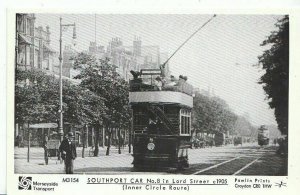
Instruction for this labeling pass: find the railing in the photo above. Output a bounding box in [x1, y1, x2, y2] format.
[129, 79, 193, 96]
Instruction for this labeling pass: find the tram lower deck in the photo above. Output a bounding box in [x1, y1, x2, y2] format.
[133, 134, 191, 170]
[129, 93, 193, 170]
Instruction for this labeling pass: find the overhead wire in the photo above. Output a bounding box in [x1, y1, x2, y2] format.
[161, 14, 217, 68]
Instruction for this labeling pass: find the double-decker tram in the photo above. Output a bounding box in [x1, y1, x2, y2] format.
[129, 69, 194, 170]
[258, 125, 270, 146]
[127, 15, 216, 170]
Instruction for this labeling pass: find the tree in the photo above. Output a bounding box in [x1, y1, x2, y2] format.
[15, 69, 59, 125]
[63, 82, 105, 127]
[258, 15, 289, 135]
[15, 68, 103, 146]
[73, 53, 130, 156]
[192, 92, 237, 135]
[233, 116, 256, 138]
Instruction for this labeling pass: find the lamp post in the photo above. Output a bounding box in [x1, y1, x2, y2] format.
[58, 17, 76, 142]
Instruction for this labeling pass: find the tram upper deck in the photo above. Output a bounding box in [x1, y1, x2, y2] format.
[129, 69, 193, 136]
[129, 69, 194, 108]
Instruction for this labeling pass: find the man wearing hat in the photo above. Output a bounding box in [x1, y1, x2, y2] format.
[59, 132, 77, 174]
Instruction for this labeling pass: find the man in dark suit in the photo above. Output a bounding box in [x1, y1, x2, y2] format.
[59, 132, 77, 174]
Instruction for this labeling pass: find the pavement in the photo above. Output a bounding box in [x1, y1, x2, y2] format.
[15, 146, 133, 174]
[14, 143, 287, 175]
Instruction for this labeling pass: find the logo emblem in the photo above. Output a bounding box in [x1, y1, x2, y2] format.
[275, 181, 287, 188]
[18, 176, 32, 190]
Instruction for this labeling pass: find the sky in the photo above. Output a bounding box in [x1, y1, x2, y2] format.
[35, 14, 283, 126]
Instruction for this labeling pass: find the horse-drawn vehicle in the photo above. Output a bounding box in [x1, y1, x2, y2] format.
[233, 136, 243, 146]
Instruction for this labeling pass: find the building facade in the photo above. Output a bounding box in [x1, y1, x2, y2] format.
[16, 13, 58, 72]
[34, 26, 57, 71]
[16, 13, 35, 69]
[62, 44, 76, 78]
[15, 13, 59, 146]
[89, 36, 171, 81]
[61, 36, 170, 81]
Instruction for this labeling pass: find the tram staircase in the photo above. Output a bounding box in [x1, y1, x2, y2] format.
[146, 105, 175, 135]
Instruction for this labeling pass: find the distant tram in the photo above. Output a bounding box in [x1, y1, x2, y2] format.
[129, 69, 193, 170]
[258, 125, 269, 146]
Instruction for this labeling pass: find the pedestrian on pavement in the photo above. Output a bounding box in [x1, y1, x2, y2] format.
[59, 132, 77, 174]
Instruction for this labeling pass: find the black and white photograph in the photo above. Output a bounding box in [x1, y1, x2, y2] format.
[13, 13, 289, 176]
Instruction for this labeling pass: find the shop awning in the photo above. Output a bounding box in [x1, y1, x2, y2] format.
[18, 34, 32, 45]
[43, 43, 56, 53]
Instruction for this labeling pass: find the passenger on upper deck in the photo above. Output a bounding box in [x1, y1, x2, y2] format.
[130, 70, 141, 79]
[167, 75, 177, 86]
[183, 76, 188, 81]
[178, 75, 185, 86]
[154, 76, 163, 91]
[163, 75, 177, 91]
[160, 63, 166, 78]
[129, 69, 193, 95]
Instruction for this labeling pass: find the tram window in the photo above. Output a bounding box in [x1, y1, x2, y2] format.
[182, 117, 185, 134]
[181, 116, 185, 134]
[180, 109, 191, 135]
[182, 118, 184, 134]
[185, 117, 188, 134]
[187, 117, 190, 134]
[180, 116, 191, 134]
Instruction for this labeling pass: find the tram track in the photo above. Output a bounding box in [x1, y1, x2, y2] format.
[232, 157, 261, 175]
[191, 146, 270, 175]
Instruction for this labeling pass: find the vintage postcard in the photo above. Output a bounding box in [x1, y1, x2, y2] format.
[6, 6, 300, 195]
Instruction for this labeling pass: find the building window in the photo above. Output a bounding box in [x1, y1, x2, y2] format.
[17, 15, 24, 33]
[26, 18, 33, 36]
[180, 109, 191, 135]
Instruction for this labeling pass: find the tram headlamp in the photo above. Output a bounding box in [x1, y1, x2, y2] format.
[147, 143, 155, 151]
[149, 138, 154, 143]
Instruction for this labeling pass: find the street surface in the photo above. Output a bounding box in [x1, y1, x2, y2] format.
[14, 143, 287, 175]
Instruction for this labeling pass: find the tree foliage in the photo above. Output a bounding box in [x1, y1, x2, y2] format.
[16, 53, 131, 155]
[63, 81, 105, 126]
[15, 69, 59, 124]
[15, 68, 104, 128]
[233, 116, 257, 137]
[73, 53, 131, 155]
[192, 92, 237, 135]
[258, 15, 289, 135]
[73, 53, 130, 127]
